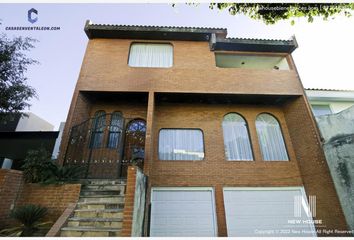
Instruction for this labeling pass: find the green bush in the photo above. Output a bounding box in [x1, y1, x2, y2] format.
[22, 148, 56, 183]
[43, 164, 86, 184]
[0, 204, 51, 237]
[22, 147, 85, 184]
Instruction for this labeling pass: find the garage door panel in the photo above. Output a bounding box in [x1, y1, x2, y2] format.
[152, 229, 214, 237]
[224, 190, 297, 201]
[224, 188, 316, 237]
[226, 203, 295, 216]
[150, 188, 217, 237]
[152, 202, 213, 215]
[151, 190, 211, 201]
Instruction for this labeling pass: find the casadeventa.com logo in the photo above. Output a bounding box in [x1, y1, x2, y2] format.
[27, 8, 38, 24]
[4, 8, 61, 31]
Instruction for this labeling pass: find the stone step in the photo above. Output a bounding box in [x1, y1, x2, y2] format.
[82, 184, 126, 191]
[67, 217, 123, 228]
[78, 195, 125, 203]
[77, 202, 124, 210]
[73, 209, 123, 219]
[80, 179, 126, 185]
[80, 189, 123, 196]
[60, 227, 121, 237]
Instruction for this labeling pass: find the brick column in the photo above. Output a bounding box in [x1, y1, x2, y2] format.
[121, 166, 138, 236]
[143, 91, 155, 177]
[215, 184, 227, 236]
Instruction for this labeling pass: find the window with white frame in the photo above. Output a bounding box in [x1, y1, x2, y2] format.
[255, 113, 289, 161]
[222, 113, 253, 161]
[158, 129, 204, 160]
[128, 43, 173, 68]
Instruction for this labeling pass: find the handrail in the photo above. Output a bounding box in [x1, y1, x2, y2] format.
[45, 202, 77, 237]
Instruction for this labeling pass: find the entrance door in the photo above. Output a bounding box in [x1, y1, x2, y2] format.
[121, 119, 146, 178]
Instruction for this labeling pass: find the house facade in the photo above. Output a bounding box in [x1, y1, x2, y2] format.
[58, 21, 349, 237]
[306, 89, 354, 231]
[0, 113, 57, 170]
[306, 88, 354, 117]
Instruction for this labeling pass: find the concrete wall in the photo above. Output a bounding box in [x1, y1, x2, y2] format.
[316, 105, 354, 231]
[122, 166, 147, 236]
[52, 122, 65, 159]
[15, 113, 54, 131]
[131, 168, 146, 237]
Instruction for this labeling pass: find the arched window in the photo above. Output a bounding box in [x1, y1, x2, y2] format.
[107, 111, 124, 148]
[90, 110, 106, 148]
[222, 113, 253, 160]
[255, 113, 289, 161]
[124, 119, 146, 161]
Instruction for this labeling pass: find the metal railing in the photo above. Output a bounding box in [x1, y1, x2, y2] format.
[63, 113, 145, 179]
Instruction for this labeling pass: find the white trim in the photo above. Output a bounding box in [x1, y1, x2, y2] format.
[224, 186, 305, 191]
[151, 187, 218, 237]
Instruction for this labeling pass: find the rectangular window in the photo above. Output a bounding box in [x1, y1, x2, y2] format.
[215, 53, 290, 70]
[159, 129, 204, 160]
[311, 105, 332, 117]
[128, 43, 173, 68]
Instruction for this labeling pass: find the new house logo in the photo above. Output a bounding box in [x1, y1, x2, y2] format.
[294, 195, 316, 218]
[27, 8, 38, 24]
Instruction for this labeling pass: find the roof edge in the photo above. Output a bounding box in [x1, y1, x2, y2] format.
[84, 20, 297, 53]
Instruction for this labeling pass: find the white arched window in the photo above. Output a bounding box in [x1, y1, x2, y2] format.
[256, 113, 289, 161]
[222, 113, 253, 161]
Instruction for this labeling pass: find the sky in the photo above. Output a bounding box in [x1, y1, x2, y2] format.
[1, 3, 354, 129]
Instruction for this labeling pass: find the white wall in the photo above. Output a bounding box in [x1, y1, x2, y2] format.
[310, 101, 354, 114]
[52, 122, 65, 159]
[15, 112, 54, 131]
[306, 90, 354, 114]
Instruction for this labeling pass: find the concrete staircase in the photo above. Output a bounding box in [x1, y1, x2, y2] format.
[60, 179, 126, 237]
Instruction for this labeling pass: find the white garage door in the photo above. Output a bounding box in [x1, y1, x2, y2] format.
[150, 188, 217, 237]
[224, 187, 317, 237]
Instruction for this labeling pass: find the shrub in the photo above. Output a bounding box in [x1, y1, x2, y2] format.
[22, 147, 56, 183]
[0, 204, 51, 237]
[22, 147, 85, 184]
[44, 164, 86, 184]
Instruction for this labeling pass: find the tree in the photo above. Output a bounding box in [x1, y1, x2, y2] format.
[0, 32, 37, 121]
[185, 3, 354, 25]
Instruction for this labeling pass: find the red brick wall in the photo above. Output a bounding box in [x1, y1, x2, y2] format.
[0, 169, 81, 227]
[74, 39, 303, 95]
[16, 183, 81, 222]
[283, 96, 348, 236]
[0, 169, 23, 228]
[150, 102, 304, 236]
[121, 166, 137, 236]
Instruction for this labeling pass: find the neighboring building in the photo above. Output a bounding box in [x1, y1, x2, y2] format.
[0, 113, 58, 170]
[58, 21, 349, 237]
[52, 122, 66, 159]
[306, 89, 354, 231]
[306, 88, 354, 117]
